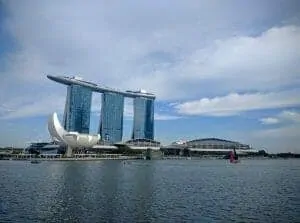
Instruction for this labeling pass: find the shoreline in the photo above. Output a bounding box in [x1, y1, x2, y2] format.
[1, 156, 299, 161]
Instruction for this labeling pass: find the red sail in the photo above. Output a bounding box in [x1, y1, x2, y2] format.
[229, 151, 235, 163]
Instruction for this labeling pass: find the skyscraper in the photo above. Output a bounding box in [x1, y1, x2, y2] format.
[132, 97, 154, 140]
[63, 84, 92, 134]
[47, 75, 156, 143]
[99, 92, 124, 143]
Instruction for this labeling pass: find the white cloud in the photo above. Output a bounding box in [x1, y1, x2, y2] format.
[255, 110, 300, 152]
[121, 25, 300, 100]
[1, 1, 300, 104]
[1, 0, 300, 151]
[256, 124, 300, 138]
[278, 110, 300, 123]
[154, 114, 182, 121]
[260, 117, 279, 125]
[249, 126, 300, 153]
[125, 112, 182, 121]
[174, 89, 300, 116]
[0, 92, 180, 121]
[260, 110, 300, 125]
[0, 94, 66, 120]
[124, 100, 182, 120]
[225, 120, 300, 153]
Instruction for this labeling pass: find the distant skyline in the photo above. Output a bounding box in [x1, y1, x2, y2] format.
[0, 0, 300, 153]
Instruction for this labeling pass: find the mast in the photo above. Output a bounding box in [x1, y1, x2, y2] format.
[233, 148, 238, 160]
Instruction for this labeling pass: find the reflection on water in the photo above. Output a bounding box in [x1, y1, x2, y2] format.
[0, 160, 300, 222]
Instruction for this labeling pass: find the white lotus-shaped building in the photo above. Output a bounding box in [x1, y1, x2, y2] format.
[48, 112, 100, 156]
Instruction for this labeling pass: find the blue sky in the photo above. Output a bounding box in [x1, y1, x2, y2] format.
[0, 0, 300, 153]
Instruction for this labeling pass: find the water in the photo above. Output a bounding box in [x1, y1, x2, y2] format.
[0, 159, 299, 222]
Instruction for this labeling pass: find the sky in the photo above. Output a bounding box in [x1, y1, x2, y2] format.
[0, 0, 300, 153]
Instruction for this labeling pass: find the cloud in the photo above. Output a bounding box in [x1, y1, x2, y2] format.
[121, 25, 300, 100]
[154, 114, 182, 121]
[0, 91, 180, 121]
[255, 124, 300, 139]
[174, 89, 300, 116]
[260, 117, 279, 125]
[125, 112, 182, 121]
[260, 110, 300, 125]
[254, 109, 300, 152]
[229, 118, 300, 153]
[279, 110, 300, 123]
[123, 100, 182, 120]
[1, 2, 299, 121]
[249, 124, 300, 153]
[1, 1, 300, 103]
[1, 0, 300, 151]
[0, 94, 66, 120]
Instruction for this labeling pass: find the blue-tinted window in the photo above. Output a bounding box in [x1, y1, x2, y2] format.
[63, 84, 92, 133]
[132, 97, 154, 140]
[99, 93, 124, 143]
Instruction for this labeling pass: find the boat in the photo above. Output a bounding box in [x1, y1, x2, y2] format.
[30, 159, 41, 164]
[229, 148, 240, 164]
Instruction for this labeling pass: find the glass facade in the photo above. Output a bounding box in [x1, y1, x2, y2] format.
[132, 97, 154, 140]
[99, 92, 124, 143]
[63, 84, 92, 134]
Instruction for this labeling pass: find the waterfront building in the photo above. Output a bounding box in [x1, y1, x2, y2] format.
[132, 97, 154, 140]
[48, 112, 100, 157]
[47, 75, 156, 146]
[125, 138, 160, 149]
[99, 92, 124, 143]
[161, 138, 257, 156]
[63, 84, 92, 134]
[25, 142, 64, 154]
[185, 138, 251, 150]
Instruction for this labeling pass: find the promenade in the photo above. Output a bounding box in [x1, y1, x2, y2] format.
[0, 153, 145, 161]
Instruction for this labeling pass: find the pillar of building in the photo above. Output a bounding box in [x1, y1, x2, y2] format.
[66, 146, 73, 157]
[132, 97, 154, 140]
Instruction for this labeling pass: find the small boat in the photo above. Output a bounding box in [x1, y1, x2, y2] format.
[229, 148, 240, 164]
[30, 159, 41, 164]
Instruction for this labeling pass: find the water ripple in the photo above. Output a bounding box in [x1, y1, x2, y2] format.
[0, 159, 299, 222]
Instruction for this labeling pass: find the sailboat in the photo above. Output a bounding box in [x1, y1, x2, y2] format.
[30, 159, 41, 164]
[30, 154, 41, 164]
[229, 148, 240, 164]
